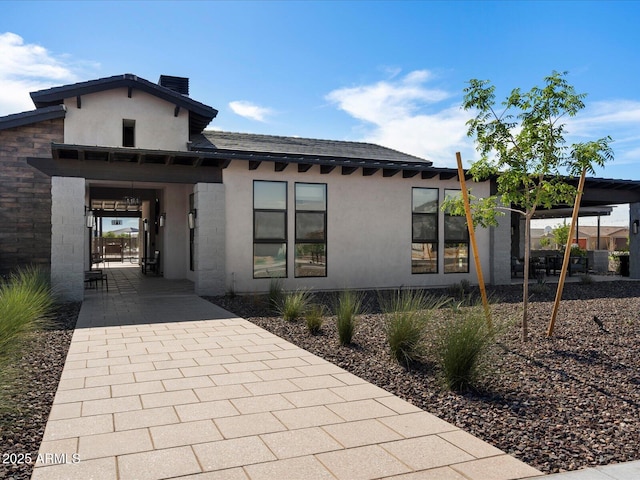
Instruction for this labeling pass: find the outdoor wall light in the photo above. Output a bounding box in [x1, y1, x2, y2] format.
[159, 213, 166, 228]
[143, 218, 149, 232]
[85, 209, 95, 229]
[633, 219, 639, 235]
[188, 209, 197, 229]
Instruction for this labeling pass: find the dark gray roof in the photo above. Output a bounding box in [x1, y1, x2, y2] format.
[0, 105, 66, 131]
[29, 74, 217, 134]
[192, 131, 433, 165]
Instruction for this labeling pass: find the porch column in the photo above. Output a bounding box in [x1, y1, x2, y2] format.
[51, 176, 86, 301]
[630, 202, 640, 279]
[193, 183, 226, 295]
[490, 199, 512, 285]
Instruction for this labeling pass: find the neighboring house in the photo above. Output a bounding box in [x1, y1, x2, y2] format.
[1, 73, 639, 300]
[531, 226, 629, 251]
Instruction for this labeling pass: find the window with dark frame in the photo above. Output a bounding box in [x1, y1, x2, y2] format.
[444, 189, 470, 273]
[123, 119, 135, 147]
[295, 183, 327, 277]
[253, 181, 287, 278]
[411, 188, 438, 274]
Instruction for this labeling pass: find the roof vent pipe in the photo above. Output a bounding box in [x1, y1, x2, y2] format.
[158, 75, 189, 96]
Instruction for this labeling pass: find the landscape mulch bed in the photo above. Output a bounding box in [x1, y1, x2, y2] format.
[210, 281, 640, 474]
[1, 282, 638, 478]
[0, 303, 80, 480]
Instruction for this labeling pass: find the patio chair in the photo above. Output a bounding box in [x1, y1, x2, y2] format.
[84, 270, 108, 290]
[142, 250, 161, 275]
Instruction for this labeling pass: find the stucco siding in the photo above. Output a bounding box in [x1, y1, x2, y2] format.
[223, 161, 492, 293]
[63, 88, 189, 151]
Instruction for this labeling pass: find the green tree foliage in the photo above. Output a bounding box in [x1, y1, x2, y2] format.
[453, 71, 613, 341]
[552, 223, 570, 248]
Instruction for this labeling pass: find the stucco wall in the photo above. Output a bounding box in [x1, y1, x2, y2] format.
[223, 161, 492, 293]
[630, 202, 640, 279]
[63, 88, 189, 151]
[162, 183, 191, 279]
[0, 118, 63, 275]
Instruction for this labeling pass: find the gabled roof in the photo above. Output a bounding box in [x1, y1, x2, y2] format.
[29, 74, 218, 134]
[0, 105, 66, 131]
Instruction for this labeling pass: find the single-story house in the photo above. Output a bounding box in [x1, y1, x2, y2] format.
[1, 73, 639, 301]
[531, 226, 629, 251]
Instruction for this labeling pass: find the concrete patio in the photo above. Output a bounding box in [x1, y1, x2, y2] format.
[32, 265, 546, 480]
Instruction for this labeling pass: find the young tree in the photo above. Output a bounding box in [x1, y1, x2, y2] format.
[552, 223, 570, 249]
[457, 71, 613, 341]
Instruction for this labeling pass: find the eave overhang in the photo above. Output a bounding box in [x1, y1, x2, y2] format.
[0, 105, 66, 131]
[191, 146, 462, 180]
[27, 143, 224, 184]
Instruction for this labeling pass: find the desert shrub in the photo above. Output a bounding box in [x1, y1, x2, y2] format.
[380, 290, 447, 367]
[447, 280, 472, 299]
[435, 305, 493, 392]
[305, 303, 325, 334]
[529, 276, 548, 295]
[0, 265, 53, 368]
[335, 290, 363, 345]
[580, 274, 594, 284]
[268, 277, 284, 312]
[278, 289, 312, 322]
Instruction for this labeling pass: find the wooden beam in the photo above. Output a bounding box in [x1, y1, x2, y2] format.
[298, 163, 312, 172]
[274, 162, 288, 172]
[362, 167, 379, 176]
[383, 168, 399, 178]
[341, 166, 358, 175]
[320, 165, 336, 174]
[248, 160, 261, 170]
[127, 87, 133, 98]
[421, 171, 438, 179]
[76, 96, 81, 109]
[174, 106, 180, 117]
[402, 170, 419, 178]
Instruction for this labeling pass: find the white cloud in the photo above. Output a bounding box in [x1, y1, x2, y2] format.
[229, 100, 274, 122]
[0, 32, 94, 115]
[325, 70, 474, 167]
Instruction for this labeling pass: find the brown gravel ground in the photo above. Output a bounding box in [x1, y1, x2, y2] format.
[0, 303, 80, 480]
[209, 281, 640, 475]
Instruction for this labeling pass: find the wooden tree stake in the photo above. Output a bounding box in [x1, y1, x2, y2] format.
[547, 168, 587, 336]
[456, 152, 492, 329]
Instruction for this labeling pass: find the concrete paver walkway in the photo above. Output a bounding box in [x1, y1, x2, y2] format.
[32, 266, 542, 480]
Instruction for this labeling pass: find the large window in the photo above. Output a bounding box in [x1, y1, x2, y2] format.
[253, 181, 287, 278]
[444, 189, 469, 273]
[295, 183, 327, 277]
[411, 188, 438, 274]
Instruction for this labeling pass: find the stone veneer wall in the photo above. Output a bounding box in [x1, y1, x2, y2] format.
[0, 119, 63, 276]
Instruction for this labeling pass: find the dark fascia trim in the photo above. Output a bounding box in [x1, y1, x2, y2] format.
[192, 146, 457, 177]
[30, 74, 218, 134]
[0, 105, 66, 131]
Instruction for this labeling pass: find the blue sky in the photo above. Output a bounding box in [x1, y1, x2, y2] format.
[1, 0, 639, 227]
